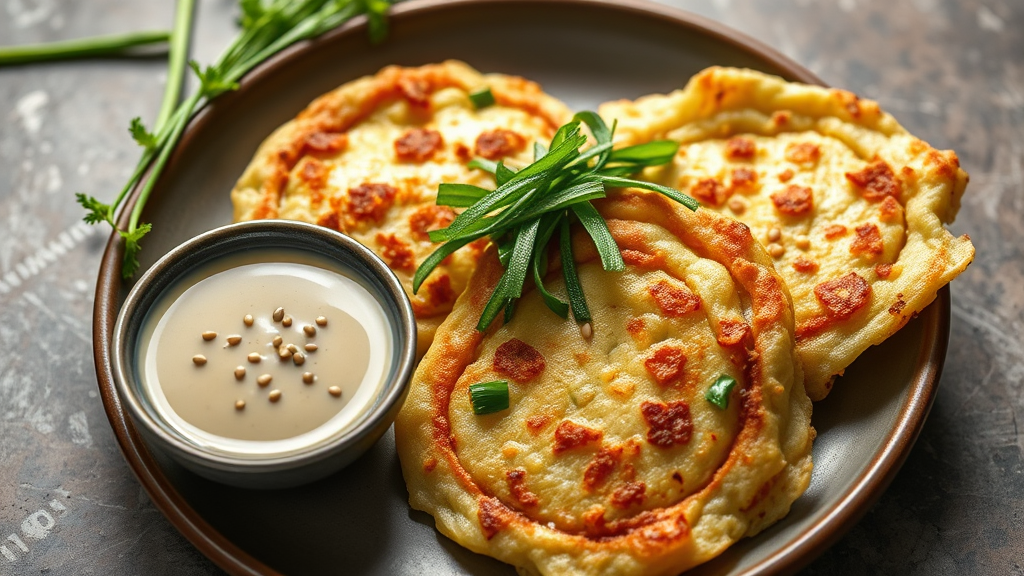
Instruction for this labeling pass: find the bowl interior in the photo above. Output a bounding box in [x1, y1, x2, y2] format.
[114, 221, 415, 465]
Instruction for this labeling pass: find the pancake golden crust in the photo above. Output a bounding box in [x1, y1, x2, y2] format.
[230, 61, 572, 356]
[599, 67, 974, 399]
[396, 191, 814, 576]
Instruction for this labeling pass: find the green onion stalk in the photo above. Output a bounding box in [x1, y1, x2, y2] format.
[75, 0, 393, 278]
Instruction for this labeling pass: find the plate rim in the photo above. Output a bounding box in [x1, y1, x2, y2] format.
[90, 1, 948, 574]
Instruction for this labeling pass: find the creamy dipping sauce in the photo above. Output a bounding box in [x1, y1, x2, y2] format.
[138, 250, 394, 457]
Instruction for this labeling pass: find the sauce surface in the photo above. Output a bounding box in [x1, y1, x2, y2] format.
[138, 250, 393, 456]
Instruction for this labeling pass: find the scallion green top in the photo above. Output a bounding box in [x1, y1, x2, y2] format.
[412, 111, 698, 331]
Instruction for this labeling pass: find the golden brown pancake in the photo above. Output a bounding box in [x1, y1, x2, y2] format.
[231, 61, 572, 356]
[395, 190, 814, 575]
[599, 67, 974, 399]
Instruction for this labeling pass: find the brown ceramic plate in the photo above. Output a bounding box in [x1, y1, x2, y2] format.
[91, 0, 950, 574]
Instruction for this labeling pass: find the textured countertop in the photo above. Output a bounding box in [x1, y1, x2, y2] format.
[0, 0, 1020, 574]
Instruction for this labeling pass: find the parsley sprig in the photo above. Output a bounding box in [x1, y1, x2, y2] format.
[412, 112, 698, 332]
[76, 0, 392, 278]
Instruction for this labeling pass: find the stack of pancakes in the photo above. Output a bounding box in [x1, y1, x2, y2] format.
[231, 61, 972, 576]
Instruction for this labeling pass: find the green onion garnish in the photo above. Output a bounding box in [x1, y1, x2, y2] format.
[412, 111, 697, 331]
[469, 87, 496, 109]
[469, 380, 510, 415]
[705, 374, 738, 409]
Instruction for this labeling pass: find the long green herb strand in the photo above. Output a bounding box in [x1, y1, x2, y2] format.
[413, 111, 698, 332]
[155, 0, 197, 131]
[0, 30, 171, 66]
[76, 0, 393, 278]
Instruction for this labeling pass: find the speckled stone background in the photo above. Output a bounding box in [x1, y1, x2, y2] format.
[0, 0, 1020, 574]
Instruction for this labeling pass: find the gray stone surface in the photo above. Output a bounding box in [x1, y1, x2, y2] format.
[0, 0, 1020, 574]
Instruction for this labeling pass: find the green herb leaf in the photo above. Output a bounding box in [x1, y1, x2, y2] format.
[559, 217, 591, 323]
[602, 176, 700, 211]
[469, 380, 510, 415]
[437, 183, 489, 208]
[75, 193, 112, 226]
[188, 60, 239, 99]
[570, 201, 625, 272]
[705, 374, 738, 409]
[531, 213, 569, 318]
[128, 117, 158, 151]
[609, 140, 679, 165]
[119, 223, 152, 280]
[469, 86, 495, 109]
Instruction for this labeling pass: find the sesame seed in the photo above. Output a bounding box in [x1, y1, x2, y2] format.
[315, 316, 327, 327]
[192, 355, 207, 366]
[257, 374, 273, 387]
[580, 323, 593, 340]
[234, 366, 246, 380]
[278, 347, 293, 360]
[282, 316, 292, 327]
[235, 400, 246, 411]
[303, 325, 317, 337]
[768, 243, 785, 258]
[328, 386, 342, 397]
[243, 314, 254, 327]
[796, 235, 811, 250]
[287, 344, 299, 353]
[268, 390, 282, 403]
[304, 343, 317, 352]
[293, 352, 305, 366]
[202, 331, 217, 341]
[272, 335, 283, 348]
[247, 352, 261, 363]
[273, 307, 285, 322]
[226, 335, 242, 346]
[727, 197, 746, 214]
[302, 372, 315, 384]
[768, 227, 782, 243]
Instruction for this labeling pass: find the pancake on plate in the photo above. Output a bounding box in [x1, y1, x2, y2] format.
[231, 61, 572, 356]
[599, 67, 974, 400]
[396, 190, 814, 575]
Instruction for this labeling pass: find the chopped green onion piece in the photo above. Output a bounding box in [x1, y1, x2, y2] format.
[559, 218, 591, 323]
[469, 380, 510, 415]
[469, 87, 496, 109]
[705, 374, 738, 409]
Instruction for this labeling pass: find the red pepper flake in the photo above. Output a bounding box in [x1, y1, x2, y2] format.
[777, 169, 795, 182]
[553, 420, 602, 454]
[690, 177, 728, 206]
[850, 223, 884, 257]
[525, 414, 552, 434]
[845, 160, 901, 201]
[640, 400, 693, 448]
[771, 184, 814, 216]
[823, 224, 848, 240]
[725, 137, 756, 160]
[394, 128, 444, 163]
[375, 233, 416, 271]
[784, 142, 821, 164]
[474, 129, 526, 160]
[506, 468, 539, 508]
[477, 496, 509, 540]
[792, 256, 820, 274]
[643, 346, 687, 386]
[398, 77, 432, 108]
[879, 195, 903, 222]
[814, 272, 871, 320]
[730, 167, 758, 191]
[426, 273, 455, 307]
[717, 318, 749, 346]
[346, 183, 397, 223]
[408, 204, 456, 241]
[889, 293, 907, 316]
[625, 317, 645, 337]
[875, 263, 893, 278]
[493, 338, 545, 383]
[648, 280, 701, 317]
[583, 446, 622, 491]
[302, 131, 348, 155]
[610, 481, 646, 509]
